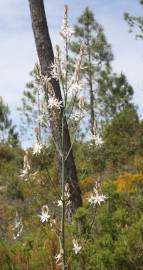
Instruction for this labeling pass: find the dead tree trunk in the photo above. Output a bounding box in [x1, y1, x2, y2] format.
[28, 0, 82, 212]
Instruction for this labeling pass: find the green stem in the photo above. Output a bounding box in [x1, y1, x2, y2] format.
[64, 38, 68, 109]
[61, 29, 69, 270]
[61, 111, 65, 270]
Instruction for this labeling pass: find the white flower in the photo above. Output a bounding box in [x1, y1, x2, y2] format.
[47, 96, 62, 110]
[55, 249, 63, 265]
[71, 110, 85, 122]
[40, 75, 51, 87]
[72, 239, 82, 254]
[39, 205, 50, 223]
[33, 141, 43, 155]
[64, 183, 70, 199]
[55, 252, 62, 261]
[19, 152, 30, 178]
[13, 212, 23, 240]
[20, 168, 29, 178]
[50, 62, 60, 80]
[69, 81, 83, 96]
[39, 212, 50, 223]
[88, 193, 107, 206]
[60, 25, 75, 39]
[60, 5, 74, 39]
[66, 199, 72, 207]
[88, 195, 95, 205]
[92, 134, 103, 146]
[33, 127, 43, 155]
[57, 186, 71, 207]
[57, 200, 63, 207]
[78, 96, 85, 109]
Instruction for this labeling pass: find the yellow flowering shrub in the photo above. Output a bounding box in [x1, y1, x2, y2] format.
[114, 172, 143, 192]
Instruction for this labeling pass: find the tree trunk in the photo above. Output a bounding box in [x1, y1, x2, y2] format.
[28, 0, 82, 212]
[86, 23, 95, 135]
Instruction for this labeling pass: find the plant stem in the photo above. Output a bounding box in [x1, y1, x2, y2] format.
[61, 111, 65, 270]
[61, 25, 69, 270]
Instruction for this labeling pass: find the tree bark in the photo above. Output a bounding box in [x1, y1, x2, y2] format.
[86, 23, 95, 136]
[28, 0, 82, 212]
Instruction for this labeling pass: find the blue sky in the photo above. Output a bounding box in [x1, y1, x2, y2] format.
[0, 0, 143, 128]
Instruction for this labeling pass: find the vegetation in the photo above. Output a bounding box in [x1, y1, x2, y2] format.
[1, 1, 143, 269]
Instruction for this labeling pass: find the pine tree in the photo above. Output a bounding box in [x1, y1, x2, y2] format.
[124, 0, 143, 40]
[18, 64, 47, 141]
[98, 71, 134, 121]
[70, 7, 134, 134]
[104, 105, 142, 170]
[0, 97, 19, 147]
[70, 7, 113, 134]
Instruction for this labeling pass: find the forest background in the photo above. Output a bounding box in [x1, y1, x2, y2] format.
[0, 0, 143, 269]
